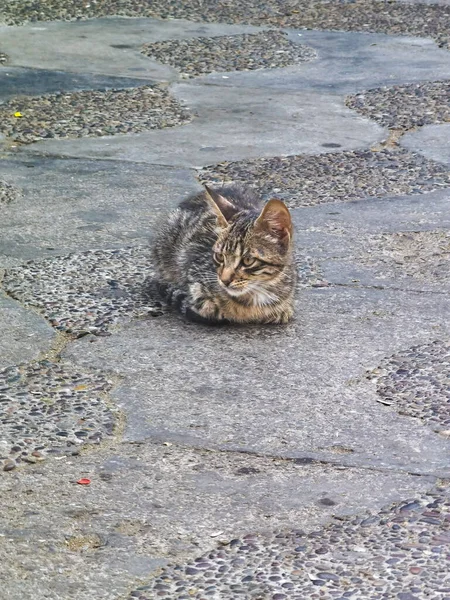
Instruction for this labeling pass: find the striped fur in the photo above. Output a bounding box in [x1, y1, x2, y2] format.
[151, 186, 296, 324]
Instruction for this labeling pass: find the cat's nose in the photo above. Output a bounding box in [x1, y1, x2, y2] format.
[220, 270, 235, 286]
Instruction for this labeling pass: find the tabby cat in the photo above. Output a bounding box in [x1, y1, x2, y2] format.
[150, 185, 296, 324]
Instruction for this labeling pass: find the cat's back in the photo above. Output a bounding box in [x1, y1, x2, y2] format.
[179, 185, 261, 214]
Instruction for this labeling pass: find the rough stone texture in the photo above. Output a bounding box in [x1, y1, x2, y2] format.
[195, 30, 450, 96]
[402, 123, 450, 166]
[0, 18, 261, 80]
[20, 82, 385, 166]
[129, 487, 450, 600]
[369, 340, 450, 433]
[199, 148, 450, 207]
[3, 25, 450, 97]
[0, 85, 191, 144]
[346, 80, 450, 130]
[1, 4, 450, 600]
[2, 247, 165, 336]
[286, 188, 450, 295]
[0, 360, 116, 470]
[357, 230, 450, 284]
[0, 439, 438, 600]
[0, 157, 201, 266]
[0, 178, 19, 204]
[1, 0, 449, 50]
[63, 285, 450, 475]
[141, 30, 316, 78]
[0, 293, 55, 369]
[2, 247, 321, 336]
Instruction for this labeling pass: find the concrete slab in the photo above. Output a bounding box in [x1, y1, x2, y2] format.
[0, 67, 157, 102]
[292, 187, 450, 294]
[0, 157, 200, 266]
[64, 283, 450, 476]
[193, 30, 450, 94]
[21, 85, 384, 166]
[0, 17, 261, 81]
[401, 123, 450, 165]
[0, 292, 55, 368]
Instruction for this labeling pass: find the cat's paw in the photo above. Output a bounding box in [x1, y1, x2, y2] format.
[185, 307, 229, 326]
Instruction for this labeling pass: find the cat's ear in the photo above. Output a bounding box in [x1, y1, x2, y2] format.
[255, 199, 293, 244]
[204, 185, 236, 228]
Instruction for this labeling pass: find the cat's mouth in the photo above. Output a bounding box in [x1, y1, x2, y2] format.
[218, 280, 250, 297]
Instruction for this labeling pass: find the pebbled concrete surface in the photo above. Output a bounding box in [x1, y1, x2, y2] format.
[20, 83, 385, 166]
[63, 284, 450, 475]
[1, 4, 450, 600]
[0, 18, 262, 80]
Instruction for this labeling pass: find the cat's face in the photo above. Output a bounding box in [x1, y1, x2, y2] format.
[205, 188, 293, 297]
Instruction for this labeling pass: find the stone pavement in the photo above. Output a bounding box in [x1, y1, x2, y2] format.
[0, 1, 450, 599]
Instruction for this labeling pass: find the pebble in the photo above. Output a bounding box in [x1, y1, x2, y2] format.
[0, 85, 191, 144]
[1, 0, 449, 51]
[347, 81, 450, 131]
[3, 459, 16, 471]
[142, 30, 316, 78]
[127, 489, 450, 599]
[0, 179, 20, 204]
[368, 340, 450, 431]
[0, 360, 116, 465]
[199, 148, 450, 208]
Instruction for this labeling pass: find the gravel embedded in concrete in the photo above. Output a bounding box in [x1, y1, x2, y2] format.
[359, 230, 450, 283]
[141, 30, 316, 78]
[369, 340, 450, 432]
[0, 179, 19, 204]
[0, 360, 116, 470]
[199, 149, 450, 208]
[128, 488, 450, 599]
[0, 85, 191, 144]
[2, 247, 165, 336]
[2, 246, 322, 335]
[1, 0, 449, 50]
[347, 81, 450, 131]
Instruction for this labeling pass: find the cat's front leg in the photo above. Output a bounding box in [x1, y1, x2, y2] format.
[186, 283, 228, 325]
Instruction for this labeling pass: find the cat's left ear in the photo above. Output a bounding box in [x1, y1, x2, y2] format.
[255, 199, 293, 244]
[204, 185, 237, 228]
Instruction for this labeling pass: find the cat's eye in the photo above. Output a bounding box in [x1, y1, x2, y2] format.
[242, 256, 257, 267]
[213, 252, 224, 263]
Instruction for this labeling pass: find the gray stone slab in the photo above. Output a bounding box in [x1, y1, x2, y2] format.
[64, 283, 450, 476]
[0, 437, 436, 600]
[194, 30, 450, 94]
[401, 123, 450, 166]
[0, 67, 156, 102]
[0, 292, 55, 368]
[0, 157, 201, 266]
[21, 85, 384, 166]
[0, 17, 261, 81]
[292, 188, 450, 293]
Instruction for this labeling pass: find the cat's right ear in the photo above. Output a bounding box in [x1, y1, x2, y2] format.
[204, 185, 236, 228]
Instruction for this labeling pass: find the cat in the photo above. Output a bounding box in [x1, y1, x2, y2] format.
[150, 185, 296, 325]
